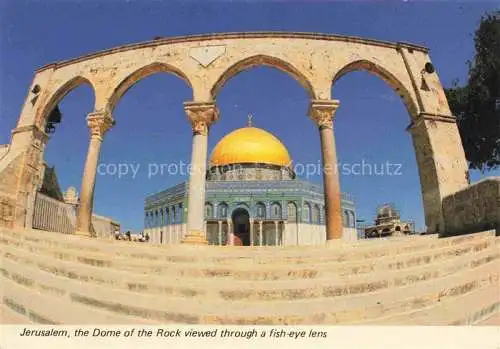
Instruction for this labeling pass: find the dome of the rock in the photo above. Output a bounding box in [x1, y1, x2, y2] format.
[209, 125, 292, 167]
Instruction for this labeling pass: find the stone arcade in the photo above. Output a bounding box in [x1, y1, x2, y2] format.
[0, 32, 498, 326]
[0, 32, 471, 241]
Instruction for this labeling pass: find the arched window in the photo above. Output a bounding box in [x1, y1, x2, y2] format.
[154, 210, 159, 227]
[312, 204, 320, 224]
[302, 202, 311, 223]
[205, 203, 213, 219]
[218, 202, 228, 218]
[270, 202, 281, 219]
[255, 202, 266, 219]
[287, 202, 297, 223]
[159, 208, 164, 226]
[165, 208, 169, 225]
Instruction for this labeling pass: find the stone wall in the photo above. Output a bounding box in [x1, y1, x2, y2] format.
[442, 177, 500, 237]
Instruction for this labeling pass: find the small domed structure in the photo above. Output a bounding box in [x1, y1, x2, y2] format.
[364, 204, 414, 239]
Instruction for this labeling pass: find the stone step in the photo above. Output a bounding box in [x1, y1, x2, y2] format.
[1, 228, 493, 264]
[359, 282, 500, 325]
[0, 303, 32, 324]
[1, 231, 496, 282]
[2, 247, 498, 324]
[1, 273, 160, 325]
[1, 238, 498, 301]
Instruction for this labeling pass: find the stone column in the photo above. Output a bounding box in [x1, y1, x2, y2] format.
[259, 221, 263, 246]
[217, 220, 222, 245]
[274, 220, 279, 246]
[249, 218, 254, 246]
[76, 111, 114, 236]
[181, 102, 219, 244]
[309, 100, 342, 241]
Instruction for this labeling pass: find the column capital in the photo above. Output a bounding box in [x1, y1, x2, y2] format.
[184, 101, 219, 136]
[87, 111, 114, 140]
[308, 99, 340, 129]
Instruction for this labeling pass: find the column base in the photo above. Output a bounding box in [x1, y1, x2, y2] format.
[181, 231, 208, 245]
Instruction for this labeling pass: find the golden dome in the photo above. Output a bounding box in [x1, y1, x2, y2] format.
[210, 126, 292, 167]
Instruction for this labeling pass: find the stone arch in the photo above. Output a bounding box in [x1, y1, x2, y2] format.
[331, 59, 419, 119]
[210, 54, 316, 99]
[107, 62, 193, 112]
[36, 75, 96, 128]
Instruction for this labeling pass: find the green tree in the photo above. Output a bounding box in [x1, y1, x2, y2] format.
[445, 11, 500, 171]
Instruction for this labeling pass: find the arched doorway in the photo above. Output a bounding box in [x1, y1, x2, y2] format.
[231, 208, 250, 246]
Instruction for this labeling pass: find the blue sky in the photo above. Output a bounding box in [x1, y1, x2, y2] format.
[1, 1, 498, 232]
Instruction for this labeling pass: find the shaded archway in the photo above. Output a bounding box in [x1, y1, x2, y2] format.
[231, 207, 250, 246]
[332, 60, 419, 119]
[36, 76, 96, 128]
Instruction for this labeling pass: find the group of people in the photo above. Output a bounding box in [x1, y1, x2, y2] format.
[113, 230, 150, 242]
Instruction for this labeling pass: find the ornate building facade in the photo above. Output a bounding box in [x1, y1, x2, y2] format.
[144, 120, 357, 246]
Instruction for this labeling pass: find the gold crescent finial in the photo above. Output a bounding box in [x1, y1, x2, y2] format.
[248, 113, 253, 127]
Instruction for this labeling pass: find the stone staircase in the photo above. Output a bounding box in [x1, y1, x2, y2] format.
[0, 227, 498, 325]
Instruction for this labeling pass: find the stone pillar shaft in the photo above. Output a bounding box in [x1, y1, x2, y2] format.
[76, 112, 114, 236]
[309, 100, 342, 241]
[181, 102, 219, 245]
